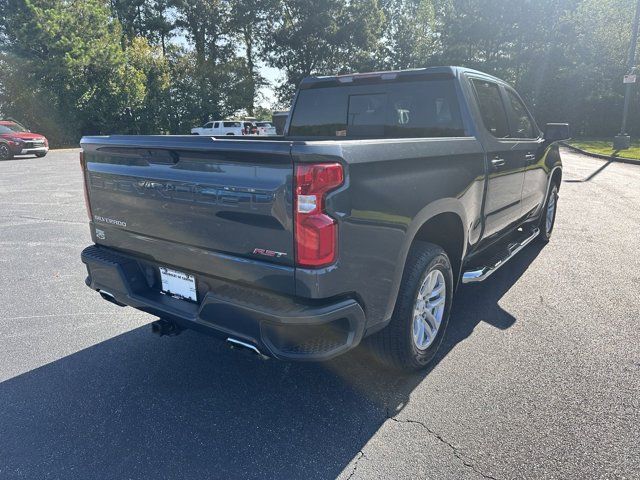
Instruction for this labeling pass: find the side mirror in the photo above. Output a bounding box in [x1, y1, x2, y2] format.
[544, 123, 570, 143]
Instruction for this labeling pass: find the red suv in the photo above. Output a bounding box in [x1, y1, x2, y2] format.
[0, 121, 49, 160]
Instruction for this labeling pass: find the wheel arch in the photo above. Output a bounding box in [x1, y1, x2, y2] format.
[382, 199, 469, 322]
[535, 165, 563, 220]
[413, 212, 466, 284]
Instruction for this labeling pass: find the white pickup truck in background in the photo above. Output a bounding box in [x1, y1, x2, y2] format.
[191, 121, 244, 136]
[254, 121, 277, 136]
[242, 121, 278, 136]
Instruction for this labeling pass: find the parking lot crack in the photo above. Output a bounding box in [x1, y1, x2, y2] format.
[386, 409, 499, 480]
[345, 451, 365, 480]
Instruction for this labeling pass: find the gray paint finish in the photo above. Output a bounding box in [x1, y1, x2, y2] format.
[80, 66, 564, 349]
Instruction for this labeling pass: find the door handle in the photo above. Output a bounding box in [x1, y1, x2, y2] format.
[525, 153, 537, 163]
[491, 157, 506, 169]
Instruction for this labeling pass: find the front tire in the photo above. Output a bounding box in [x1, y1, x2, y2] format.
[36, 152, 47, 158]
[368, 242, 453, 371]
[537, 183, 559, 243]
[0, 143, 13, 160]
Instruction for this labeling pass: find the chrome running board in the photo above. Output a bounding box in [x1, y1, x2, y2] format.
[462, 228, 540, 284]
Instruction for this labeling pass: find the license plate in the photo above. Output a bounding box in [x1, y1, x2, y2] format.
[159, 267, 197, 302]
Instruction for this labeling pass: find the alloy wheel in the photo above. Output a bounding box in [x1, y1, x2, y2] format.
[412, 269, 446, 350]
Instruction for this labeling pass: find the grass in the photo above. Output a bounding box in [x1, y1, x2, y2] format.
[568, 138, 640, 161]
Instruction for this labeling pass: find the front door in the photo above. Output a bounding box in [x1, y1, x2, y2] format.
[470, 78, 527, 239]
[502, 87, 546, 217]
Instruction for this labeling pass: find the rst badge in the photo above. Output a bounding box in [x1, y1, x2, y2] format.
[252, 248, 287, 259]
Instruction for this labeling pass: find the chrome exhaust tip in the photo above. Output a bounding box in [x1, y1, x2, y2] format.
[226, 338, 269, 360]
[97, 289, 126, 307]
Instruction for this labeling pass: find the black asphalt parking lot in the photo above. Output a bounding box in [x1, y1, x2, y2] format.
[0, 149, 638, 479]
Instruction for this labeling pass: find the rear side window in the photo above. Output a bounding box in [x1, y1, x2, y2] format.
[213, 122, 220, 128]
[223, 121, 241, 127]
[505, 89, 538, 139]
[289, 80, 465, 138]
[471, 80, 509, 138]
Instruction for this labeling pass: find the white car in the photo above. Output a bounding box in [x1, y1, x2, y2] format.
[191, 121, 244, 136]
[255, 121, 277, 136]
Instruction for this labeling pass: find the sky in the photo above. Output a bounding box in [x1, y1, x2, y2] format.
[258, 64, 281, 108]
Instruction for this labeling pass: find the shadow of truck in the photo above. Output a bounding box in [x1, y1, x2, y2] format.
[0, 244, 543, 479]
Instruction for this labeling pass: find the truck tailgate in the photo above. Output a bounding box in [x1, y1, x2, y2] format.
[81, 136, 294, 289]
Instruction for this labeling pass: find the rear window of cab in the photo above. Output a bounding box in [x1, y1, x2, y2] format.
[288, 80, 465, 138]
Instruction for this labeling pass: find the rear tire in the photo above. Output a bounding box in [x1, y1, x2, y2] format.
[368, 242, 453, 371]
[0, 143, 13, 160]
[537, 183, 559, 244]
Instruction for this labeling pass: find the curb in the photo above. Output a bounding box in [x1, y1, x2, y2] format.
[561, 142, 640, 165]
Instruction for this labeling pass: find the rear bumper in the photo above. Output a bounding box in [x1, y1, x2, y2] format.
[81, 245, 366, 361]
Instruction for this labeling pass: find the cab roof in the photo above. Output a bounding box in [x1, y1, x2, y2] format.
[300, 66, 505, 89]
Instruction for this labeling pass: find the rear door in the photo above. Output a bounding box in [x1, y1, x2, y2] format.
[220, 122, 241, 135]
[502, 87, 546, 217]
[470, 78, 526, 238]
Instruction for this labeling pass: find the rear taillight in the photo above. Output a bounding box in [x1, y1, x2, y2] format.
[294, 163, 344, 268]
[79, 151, 92, 220]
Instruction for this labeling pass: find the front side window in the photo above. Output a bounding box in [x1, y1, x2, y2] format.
[289, 79, 465, 138]
[204, 122, 213, 128]
[471, 79, 509, 138]
[506, 89, 538, 139]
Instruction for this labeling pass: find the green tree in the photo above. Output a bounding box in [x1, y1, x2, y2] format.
[376, 0, 438, 70]
[556, 0, 639, 135]
[0, 0, 147, 143]
[170, 0, 251, 124]
[110, 0, 174, 53]
[126, 37, 171, 134]
[430, 0, 640, 135]
[266, 0, 385, 104]
[229, 0, 277, 115]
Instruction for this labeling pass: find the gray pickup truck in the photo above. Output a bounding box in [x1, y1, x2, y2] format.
[80, 66, 569, 370]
